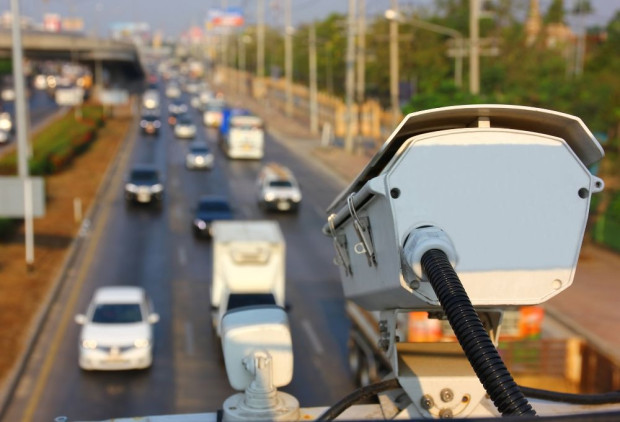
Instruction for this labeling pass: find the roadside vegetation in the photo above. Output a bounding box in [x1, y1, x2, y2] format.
[0, 105, 105, 239]
[235, 0, 619, 250]
[0, 104, 130, 384]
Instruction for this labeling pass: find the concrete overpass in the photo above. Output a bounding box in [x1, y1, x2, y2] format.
[0, 30, 145, 92]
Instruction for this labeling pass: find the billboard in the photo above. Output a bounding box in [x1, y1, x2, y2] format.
[62, 17, 84, 32]
[208, 7, 244, 27]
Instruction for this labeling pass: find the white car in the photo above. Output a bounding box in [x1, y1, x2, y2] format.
[256, 163, 302, 212]
[0, 129, 9, 144]
[174, 115, 197, 139]
[186, 141, 214, 170]
[0, 112, 12, 132]
[165, 83, 181, 98]
[75, 286, 159, 371]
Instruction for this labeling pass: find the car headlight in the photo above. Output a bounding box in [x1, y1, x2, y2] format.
[154, 121, 161, 128]
[125, 183, 138, 193]
[151, 184, 164, 193]
[134, 338, 150, 348]
[140, 120, 147, 128]
[82, 339, 97, 349]
[193, 219, 207, 230]
[292, 192, 302, 202]
[264, 192, 276, 202]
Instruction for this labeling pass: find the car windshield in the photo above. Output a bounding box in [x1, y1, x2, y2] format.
[178, 116, 192, 124]
[91, 303, 143, 324]
[142, 116, 158, 122]
[269, 180, 293, 188]
[199, 201, 230, 213]
[191, 147, 208, 154]
[130, 169, 158, 183]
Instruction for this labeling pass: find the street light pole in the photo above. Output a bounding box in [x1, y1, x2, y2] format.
[284, 0, 293, 117]
[356, 0, 365, 105]
[389, 0, 400, 128]
[309, 24, 318, 134]
[469, 0, 480, 95]
[10, 0, 34, 267]
[257, 0, 265, 79]
[344, 0, 357, 153]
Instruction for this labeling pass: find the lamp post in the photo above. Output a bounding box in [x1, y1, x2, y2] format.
[386, 1, 400, 129]
[469, 0, 480, 95]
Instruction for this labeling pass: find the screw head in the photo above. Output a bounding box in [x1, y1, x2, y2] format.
[420, 394, 434, 410]
[440, 388, 454, 402]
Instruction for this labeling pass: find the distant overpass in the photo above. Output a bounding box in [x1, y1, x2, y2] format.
[0, 30, 145, 91]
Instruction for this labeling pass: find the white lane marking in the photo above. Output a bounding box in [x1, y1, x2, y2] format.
[178, 247, 187, 266]
[184, 321, 195, 356]
[313, 203, 326, 219]
[301, 319, 324, 355]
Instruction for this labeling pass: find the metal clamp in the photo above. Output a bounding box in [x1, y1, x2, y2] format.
[328, 213, 352, 276]
[347, 193, 376, 267]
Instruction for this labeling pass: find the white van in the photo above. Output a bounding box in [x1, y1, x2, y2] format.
[225, 115, 264, 159]
[256, 163, 302, 212]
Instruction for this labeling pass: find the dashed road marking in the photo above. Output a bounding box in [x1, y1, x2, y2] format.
[184, 321, 195, 356]
[178, 247, 187, 267]
[301, 319, 324, 355]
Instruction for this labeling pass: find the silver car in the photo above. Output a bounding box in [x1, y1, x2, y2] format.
[186, 141, 214, 170]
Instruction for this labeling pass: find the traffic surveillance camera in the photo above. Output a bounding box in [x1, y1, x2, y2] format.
[324, 105, 604, 417]
[324, 104, 604, 310]
[220, 305, 299, 421]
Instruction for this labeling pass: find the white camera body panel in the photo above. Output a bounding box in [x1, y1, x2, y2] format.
[325, 105, 604, 311]
[221, 306, 293, 391]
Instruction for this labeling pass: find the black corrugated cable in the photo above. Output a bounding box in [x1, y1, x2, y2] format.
[421, 249, 537, 416]
[316, 378, 401, 421]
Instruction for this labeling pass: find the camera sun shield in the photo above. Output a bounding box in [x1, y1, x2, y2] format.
[324, 105, 604, 311]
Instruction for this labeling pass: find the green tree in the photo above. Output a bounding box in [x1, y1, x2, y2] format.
[545, 0, 565, 24]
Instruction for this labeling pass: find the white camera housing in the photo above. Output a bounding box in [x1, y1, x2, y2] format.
[221, 305, 293, 391]
[325, 105, 604, 311]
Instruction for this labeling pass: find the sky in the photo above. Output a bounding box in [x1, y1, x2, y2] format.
[4, 0, 620, 39]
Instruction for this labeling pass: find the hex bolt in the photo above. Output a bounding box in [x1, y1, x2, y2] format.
[420, 394, 434, 410]
[440, 388, 454, 402]
[439, 408, 454, 418]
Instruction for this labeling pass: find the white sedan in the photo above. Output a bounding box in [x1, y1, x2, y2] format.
[75, 286, 159, 370]
[174, 115, 197, 139]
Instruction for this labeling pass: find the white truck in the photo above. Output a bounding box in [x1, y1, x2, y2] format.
[210, 220, 286, 336]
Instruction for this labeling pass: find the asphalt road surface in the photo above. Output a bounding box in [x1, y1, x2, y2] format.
[2, 87, 357, 421]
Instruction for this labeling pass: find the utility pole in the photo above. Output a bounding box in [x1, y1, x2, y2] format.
[221, 0, 228, 82]
[10, 0, 34, 267]
[469, 0, 480, 95]
[356, 0, 366, 142]
[344, 0, 357, 153]
[257, 0, 265, 79]
[389, 0, 400, 128]
[309, 24, 318, 134]
[284, 0, 293, 117]
[356, 0, 365, 105]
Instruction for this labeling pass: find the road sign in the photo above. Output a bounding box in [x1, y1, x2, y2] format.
[0, 177, 45, 217]
[100, 89, 129, 105]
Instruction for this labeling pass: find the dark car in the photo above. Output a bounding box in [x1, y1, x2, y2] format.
[168, 100, 188, 125]
[140, 114, 161, 136]
[124, 165, 164, 205]
[193, 196, 234, 237]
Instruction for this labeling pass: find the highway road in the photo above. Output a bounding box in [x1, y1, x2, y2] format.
[2, 87, 357, 421]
